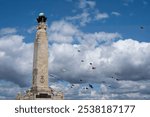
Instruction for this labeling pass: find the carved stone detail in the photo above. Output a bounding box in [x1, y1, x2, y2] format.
[16, 13, 63, 100]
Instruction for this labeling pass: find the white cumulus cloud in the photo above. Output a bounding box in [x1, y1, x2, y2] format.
[0, 23, 150, 99]
[48, 20, 79, 43]
[0, 29, 33, 88]
[79, 0, 96, 9]
[0, 28, 17, 36]
[65, 0, 109, 26]
[111, 12, 121, 16]
[95, 13, 109, 20]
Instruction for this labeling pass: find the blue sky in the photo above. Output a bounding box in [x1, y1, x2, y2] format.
[0, 0, 150, 99]
[0, 0, 150, 42]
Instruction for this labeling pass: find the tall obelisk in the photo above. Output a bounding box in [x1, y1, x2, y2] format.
[32, 12, 49, 91]
[16, 13, 63, 100]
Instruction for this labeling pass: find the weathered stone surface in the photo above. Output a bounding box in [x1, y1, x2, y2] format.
[16, 14, 63, 100]
[32, 23, 49, 89]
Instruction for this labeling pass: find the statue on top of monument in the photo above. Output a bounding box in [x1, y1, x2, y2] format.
[37, 12, 47, 23]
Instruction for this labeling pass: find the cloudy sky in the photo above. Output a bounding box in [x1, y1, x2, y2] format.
[0, 0, 150, 99]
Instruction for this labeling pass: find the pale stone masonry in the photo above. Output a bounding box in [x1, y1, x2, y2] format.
[16, 13, 63, 100]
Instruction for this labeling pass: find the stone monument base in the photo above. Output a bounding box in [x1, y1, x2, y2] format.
[16, 87, 63, 100]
